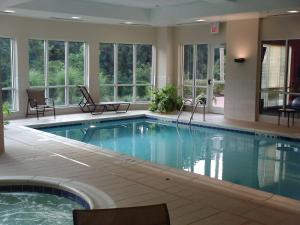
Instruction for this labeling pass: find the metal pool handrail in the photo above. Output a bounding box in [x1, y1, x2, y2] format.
[177, 99, 206, 124]
[177, 99, 193, 122]
[190, 99, 206, 124]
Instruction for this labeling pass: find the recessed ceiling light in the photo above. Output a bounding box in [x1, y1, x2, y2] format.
[71, 16, 81, 19]
[196, 19, 206, 22]
[124, 21, 133, 24]
[4, 9, 15, 13]
[288, 10, 299, 13]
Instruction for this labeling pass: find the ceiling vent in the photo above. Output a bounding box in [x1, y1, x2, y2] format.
[119, 22, 152, 27]
[49, 17, 84, 22]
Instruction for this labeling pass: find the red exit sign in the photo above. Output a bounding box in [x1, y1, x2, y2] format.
[210, 22, 220, 34]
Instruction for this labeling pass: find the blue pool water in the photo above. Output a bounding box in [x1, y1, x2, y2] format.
[39, 117, 300, 200]
[0, 192, 84, 225]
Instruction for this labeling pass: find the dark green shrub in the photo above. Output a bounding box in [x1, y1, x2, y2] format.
[149, 85, 182, 113]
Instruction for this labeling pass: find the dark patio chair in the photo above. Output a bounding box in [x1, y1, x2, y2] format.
[77, 86, 130, 114]
[73, 204, 170, 225]
[26, 89, 56, 119]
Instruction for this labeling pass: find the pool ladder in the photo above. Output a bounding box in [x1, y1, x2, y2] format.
[177, 99, 206, 124]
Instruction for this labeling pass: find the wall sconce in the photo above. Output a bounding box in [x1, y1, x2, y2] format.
[234, 58, 246, 63]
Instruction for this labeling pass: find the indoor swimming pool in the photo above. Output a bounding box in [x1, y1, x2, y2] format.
[39, 117, 300, 201]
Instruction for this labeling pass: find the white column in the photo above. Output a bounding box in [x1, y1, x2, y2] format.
[87, 40, 100, 103]
[224, 19, 260, 122]
[156, 27, 174, 88]
[16, 36, 29, 118]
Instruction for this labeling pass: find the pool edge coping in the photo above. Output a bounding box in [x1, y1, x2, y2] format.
[0, 176, 116, 209]
[11, 112, 300, 214]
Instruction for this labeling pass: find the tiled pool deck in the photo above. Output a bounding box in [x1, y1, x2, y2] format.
[1, 110, 300, 225]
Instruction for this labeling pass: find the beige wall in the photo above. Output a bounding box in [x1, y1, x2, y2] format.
[224, 19, 260, 122]
[0, 15, 156, 118]
[261, 15, 300, 40]
[2, 14, 300, 124]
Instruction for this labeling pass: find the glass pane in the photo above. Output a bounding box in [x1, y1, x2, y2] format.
[212, 47, 226, 109]
[183, 45, 193, 86]
[29, 39, 45, 86]
[260, 92, 284, 115]
[196, 87, 207, 99]
[68, 86, 82, 105]
[0, 38, 12, 88]
[196, 44, 208, 86]
[1, 89, 12, 107]
[99, 43, 114, 85]
[118, 86, 132, 102]
[49, 87, 65, 105]
[213, 47, 226, 81]
[287, 40, 300, 93]
[100, 86, 114, 102]
[118, 44, 133, 84]
[48, 41, 65, 86]
[68, 42, 84, 85]
[183, 86, 193, 101]
[136, 86, 151, 101]
[213, 83, 225, 108]
[136, 45, 152, 84]
[261, 40, 286, 92]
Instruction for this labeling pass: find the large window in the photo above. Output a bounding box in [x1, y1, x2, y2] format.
[0, 37, 17, 110]
[29, 39, 86, 106]
[183, 44, 208, 102]
[99, 43, 153, 102]
[260, 40, 300, 115]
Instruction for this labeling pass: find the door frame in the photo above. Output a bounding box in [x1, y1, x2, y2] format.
[207, 44, 226, 114]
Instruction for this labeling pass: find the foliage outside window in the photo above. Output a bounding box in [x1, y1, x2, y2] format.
[0, 37, 17, 110]
[183, 44, 208, 103]
[260, 40, 300, 115]
[29, 39, 86, 106]
[99, 43, 153, 102]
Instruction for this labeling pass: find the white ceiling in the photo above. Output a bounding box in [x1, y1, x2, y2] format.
[0, 0, 299, 26]
[85, 0, 235, 9]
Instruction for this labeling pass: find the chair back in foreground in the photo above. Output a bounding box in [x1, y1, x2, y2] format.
[73, 204, 170, 225]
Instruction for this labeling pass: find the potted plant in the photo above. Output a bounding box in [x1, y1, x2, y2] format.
[196, 94, 207, 105]
[2, 102, 11, 125]
[149, 85, 183, 113]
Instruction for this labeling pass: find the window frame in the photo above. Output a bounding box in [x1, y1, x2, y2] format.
[99, 43, 155, 103]
[29, 39, 88, 106]
[0, 37, 18, 111]
[182, 43, 209, 104]
[259, 38, 300, 115]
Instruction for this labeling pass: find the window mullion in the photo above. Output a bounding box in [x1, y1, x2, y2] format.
[283, 40, 289, 109]
[65, 41, 69, 105]
[133, 44, 136, 102]
[114, 44, 118, 101]
[11, 39, 17, 111]
[84, 43, 88, 86]
[152, 45, 156, 89]
[45, 40, 49, 98]
[193, 44, 197, 103]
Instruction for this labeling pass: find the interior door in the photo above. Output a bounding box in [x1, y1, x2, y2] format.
[208, 45, 226, 114]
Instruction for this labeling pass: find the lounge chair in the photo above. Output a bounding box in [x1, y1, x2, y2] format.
[73, 204, 170, 225]
[77, 86, 130, 114]
[26, 88, 56, 119]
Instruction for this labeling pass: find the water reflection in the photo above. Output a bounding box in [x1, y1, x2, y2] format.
[40, 119, 300, 200]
